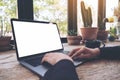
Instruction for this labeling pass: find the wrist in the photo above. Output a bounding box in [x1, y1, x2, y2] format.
[94, 48, 100, 56]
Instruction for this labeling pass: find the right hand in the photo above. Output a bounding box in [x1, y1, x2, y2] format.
[68, 47, 100, 59]
[41, 53, 73, 65]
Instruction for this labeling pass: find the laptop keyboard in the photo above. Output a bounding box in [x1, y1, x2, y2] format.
[24, 51, 69, 67]
[24, 55, 44, 67]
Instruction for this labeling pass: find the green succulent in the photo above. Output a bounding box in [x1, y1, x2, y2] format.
[68, 30, 77, 36]
[109, 27, 117, 37]
[109, 27, 118, 40]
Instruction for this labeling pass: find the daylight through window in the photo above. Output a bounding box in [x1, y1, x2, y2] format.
[34, 0, 68, 37]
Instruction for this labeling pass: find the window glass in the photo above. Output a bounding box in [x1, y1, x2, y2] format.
[106, 0, 118, 18]
[106, 0, 118, 30]
[33, 0, 68, 37]
[0, 0, 17, 39]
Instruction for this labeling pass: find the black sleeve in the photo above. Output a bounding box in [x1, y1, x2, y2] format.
[42, 60, 79, 80]
[99, 46, 120, 59]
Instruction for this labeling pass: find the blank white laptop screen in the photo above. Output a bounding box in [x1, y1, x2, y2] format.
[12, 21, 63, 57]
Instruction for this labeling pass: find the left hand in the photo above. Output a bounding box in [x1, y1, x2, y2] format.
[41, 53, 73, 65]
[68, 47, 100, 59]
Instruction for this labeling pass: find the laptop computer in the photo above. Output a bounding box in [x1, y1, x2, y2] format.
[11, 18, 84, 77]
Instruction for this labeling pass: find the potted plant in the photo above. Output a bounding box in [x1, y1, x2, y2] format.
[108, 27, 118, 41]
[80, 1, 98, 41]
[97, 16, 109, 42]
[67, 30, 82, 45]
[0, 19, 11, 51]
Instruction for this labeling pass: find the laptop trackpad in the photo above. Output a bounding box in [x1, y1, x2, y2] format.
[34, 65, 49, 77]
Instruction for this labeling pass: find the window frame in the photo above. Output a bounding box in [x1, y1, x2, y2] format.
[98, 0, 106, 26]
[17, 0, 33, 20]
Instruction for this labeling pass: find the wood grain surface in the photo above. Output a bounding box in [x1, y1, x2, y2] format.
[0, 42, 120, 80]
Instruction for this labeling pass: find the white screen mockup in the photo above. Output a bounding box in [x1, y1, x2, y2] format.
[12, 21, 63, 57]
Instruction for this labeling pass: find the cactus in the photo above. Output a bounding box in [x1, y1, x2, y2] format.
[81, 1, 92, 27]
[98, 15, 108, 30]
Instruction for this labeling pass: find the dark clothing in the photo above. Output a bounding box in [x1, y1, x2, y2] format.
[43, 46, 120, 80]
[43, 60, 79, 80]
[99, 46, 120, 59]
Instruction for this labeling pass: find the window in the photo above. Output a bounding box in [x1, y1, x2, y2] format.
[17, 0, 120, 40]
[0, 0, 17, 39]
[106, 0, 118, 18]
[33, 0, 68, 37]
[106, 0, 119, 30]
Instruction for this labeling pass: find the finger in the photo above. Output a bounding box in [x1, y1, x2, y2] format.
[71, 47, 85, 58]
[78, 53, 91, 59]
[68, 48, 80, 56]
[41, 54, 49, 63]
[71, 50, 81, 58]
[41, 56, 45, 63]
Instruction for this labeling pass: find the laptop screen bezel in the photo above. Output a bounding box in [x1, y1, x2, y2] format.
[11, 18, 64, 60]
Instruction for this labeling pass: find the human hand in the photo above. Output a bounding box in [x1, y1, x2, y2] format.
[41, 53, 73, 65]
[68, 47, 100, 59]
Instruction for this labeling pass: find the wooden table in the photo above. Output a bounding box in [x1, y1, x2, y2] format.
[0, 42, 120, 80]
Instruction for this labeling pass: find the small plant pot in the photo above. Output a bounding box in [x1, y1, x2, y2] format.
[80, 27, 98, 40]
[0, 36, 11, 51]
[108, 36, 116, 41]
[97, 30, 108, 42]
[67, 36, 82, 45]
